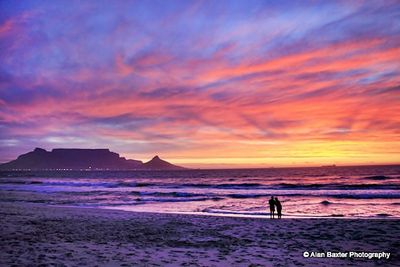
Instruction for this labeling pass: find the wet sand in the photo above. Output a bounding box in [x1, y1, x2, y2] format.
[0, 202, 399, 266]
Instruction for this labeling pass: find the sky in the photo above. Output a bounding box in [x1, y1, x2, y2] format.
[0, 0, 399, 168]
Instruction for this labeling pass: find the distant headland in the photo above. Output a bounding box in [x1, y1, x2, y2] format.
[0, 148, 185, 170]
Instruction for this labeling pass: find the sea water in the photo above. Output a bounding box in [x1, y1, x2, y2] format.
[0, 165, 399, 218]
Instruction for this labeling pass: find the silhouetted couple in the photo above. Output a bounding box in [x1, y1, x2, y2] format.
[269, 196, 282, 219]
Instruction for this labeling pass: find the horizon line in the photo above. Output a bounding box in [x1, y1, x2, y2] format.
[1, 147, 399, 169]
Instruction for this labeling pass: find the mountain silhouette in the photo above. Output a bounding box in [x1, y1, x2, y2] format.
[0, 148, 184, 170]
[143, 155, 185, 170]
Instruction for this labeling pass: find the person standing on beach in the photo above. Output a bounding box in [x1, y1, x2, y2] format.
[269, 196, 275, 219]
[275, 197, 282, 219]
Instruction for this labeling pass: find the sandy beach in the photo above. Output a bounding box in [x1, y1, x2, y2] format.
[0, 201, 398, 267]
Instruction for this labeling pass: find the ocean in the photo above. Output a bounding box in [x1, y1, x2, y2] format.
[1, 165, 399, 218]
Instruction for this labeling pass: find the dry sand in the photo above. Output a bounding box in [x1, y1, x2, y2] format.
[0, 202, 399, 267]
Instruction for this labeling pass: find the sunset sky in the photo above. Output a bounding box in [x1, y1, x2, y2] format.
[0, 0, 399, 168]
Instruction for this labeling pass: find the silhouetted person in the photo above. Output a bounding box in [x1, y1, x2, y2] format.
[269, 196, 275, 219]
[275, 197, 282, 219]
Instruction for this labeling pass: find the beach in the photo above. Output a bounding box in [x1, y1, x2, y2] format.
[1, 201, 399, 267]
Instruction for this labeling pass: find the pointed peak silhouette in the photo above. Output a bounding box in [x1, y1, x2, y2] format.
[144, 155, 185, 170]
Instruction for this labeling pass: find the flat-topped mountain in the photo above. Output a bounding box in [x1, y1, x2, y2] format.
[0, 148, 185, 170]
